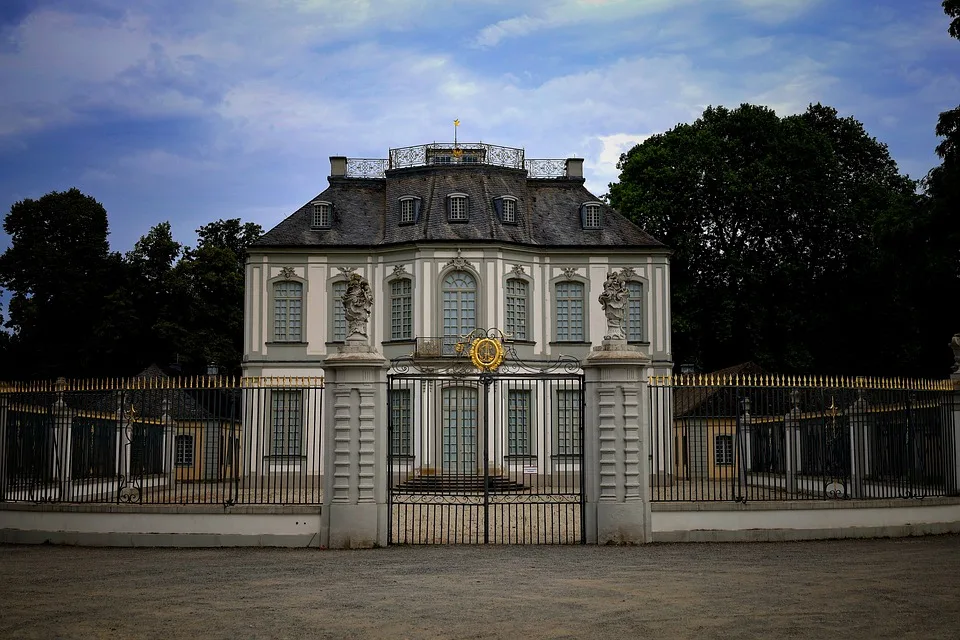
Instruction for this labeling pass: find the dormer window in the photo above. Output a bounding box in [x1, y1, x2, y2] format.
[399, 196, 421, 225]
[581, 202, 601, 229]
[312, 202, 331, 229]
[503, 199, 516, 223]
[493, 196, 518, 225]
[447, 194, 469, 222]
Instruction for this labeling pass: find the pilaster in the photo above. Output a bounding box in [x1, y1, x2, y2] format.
[52, 386, 77, 502]
[0, 395, 8, 501]
[583, 339, 652, 544]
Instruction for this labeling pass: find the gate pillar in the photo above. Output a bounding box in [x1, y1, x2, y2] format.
[320, 335, 388, 549]
[583, 340, 652, 545]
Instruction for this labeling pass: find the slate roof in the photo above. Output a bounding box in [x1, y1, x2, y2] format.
[673, 362, 767, 417]
[253, 162, 664, 250]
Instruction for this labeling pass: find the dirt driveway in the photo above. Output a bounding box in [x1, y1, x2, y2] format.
[2, 536, 959, 639]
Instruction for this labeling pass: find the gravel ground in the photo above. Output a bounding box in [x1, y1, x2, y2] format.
[2, 535, 959, 639]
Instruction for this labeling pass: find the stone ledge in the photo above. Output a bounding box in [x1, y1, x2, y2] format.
[651, 496, 960, 512]
[653, 521, 960, 543]
[0, 503, 322, 515]
[0, 529, 322, 548]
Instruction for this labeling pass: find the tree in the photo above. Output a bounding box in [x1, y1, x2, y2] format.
[608, 104, 932, 375]
[0, 188, 124, 378]
[157, 219, 263, 375]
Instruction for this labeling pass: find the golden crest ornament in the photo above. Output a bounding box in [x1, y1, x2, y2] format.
[469, 336, 505, 372]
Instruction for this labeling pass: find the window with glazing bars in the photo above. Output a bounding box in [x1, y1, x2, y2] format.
[271, 391, 302, 456]
[273, 281, 303, 341]
[626, 281, 644, 342]
[390, 389, 412, 456]
[391, 278, 412, 340]
[449, 195, 467, 221]
[583, 204, 601, 228]
[715, 434, 734, 466]
[502, 198, 516, 223]
[505, 278, 528, 340]
[555, 281, 584, 341]
[312, 203, 330, 228]
[508, 389, 531, 456]
[556, 389, 581, 456]
[175, 434, 194, 466]
[332, 281, 347, 341]
[400, 198, 416, 224]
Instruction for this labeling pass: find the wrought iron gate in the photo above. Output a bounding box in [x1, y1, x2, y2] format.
[387, 338, 585, 544]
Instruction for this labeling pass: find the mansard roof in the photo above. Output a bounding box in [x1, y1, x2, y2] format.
[253, 145, 664, 250]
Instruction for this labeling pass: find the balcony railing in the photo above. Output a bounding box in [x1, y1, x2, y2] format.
[414, 336, 464, 358]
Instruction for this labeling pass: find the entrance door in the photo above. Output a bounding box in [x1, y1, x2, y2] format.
[441, 270, 476, 354]
[441, 386, 478, 474]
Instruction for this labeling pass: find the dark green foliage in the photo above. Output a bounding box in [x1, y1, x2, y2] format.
[0, 187, 262, 379]
[609, 103, 954, 376]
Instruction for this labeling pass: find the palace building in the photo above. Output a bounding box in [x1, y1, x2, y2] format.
[242, 140, 672, 498]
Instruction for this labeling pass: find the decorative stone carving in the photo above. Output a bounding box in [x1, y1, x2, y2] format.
[511, 264, 525, 277]
[951, 333, 960, 373]
[342, 272, 374, 339]
[446, 249, 468, 270]
[279, 266, 296, 279]
[336, 266, 359, 276]
[392, 264, 408, 277]
[598, 270, 629, 341]
[620, 266, 637, 279]
[560, 267, 579, 280]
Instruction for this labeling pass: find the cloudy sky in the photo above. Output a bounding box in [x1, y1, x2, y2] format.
[0, 0, 957, 257]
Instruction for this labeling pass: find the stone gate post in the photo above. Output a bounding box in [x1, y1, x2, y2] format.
[583, 339, 652, 544]
[847, 392, 873, 500]
[320, 273, 388, 549]
[320, 336, 388, 549]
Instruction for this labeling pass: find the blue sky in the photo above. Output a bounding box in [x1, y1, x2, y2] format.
[0, 0, 957, 263]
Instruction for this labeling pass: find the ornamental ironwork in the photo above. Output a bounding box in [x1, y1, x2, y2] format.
[344, 158, 388, 179]
[524, 158, 566, 178]
[388, 142, 525, 170]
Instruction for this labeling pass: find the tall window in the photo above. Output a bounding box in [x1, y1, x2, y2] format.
[175, 434, 194, 467]
[332, 281, 347, 342]
[555, 281, 584, 342]
[505, 278, 528, 340]
[442, 387, 478, 473]
[626, 281, 644, 342]
[556, 389, 581, 456]
[273, 281, 303, 342]
[502, 198, 516, 223]
[400, 198, 416, 224]
[271, 391, 302, 456]
[312, 203, 331, 228]
[715, 434, 734, 466]
[391, 278, 412, 340]
[508, 390, 531, 456]
[442, 270, 476, 354]
[390, 389, 412, 456]
[448, 195, 468, 221]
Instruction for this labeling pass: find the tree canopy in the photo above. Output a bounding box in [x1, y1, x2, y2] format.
[609, 103, 954, 376]
[0, 190, 262, 380]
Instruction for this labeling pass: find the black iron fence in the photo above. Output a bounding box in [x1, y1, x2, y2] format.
[0, 376, 324, 505]
[649, 375, 958, 502]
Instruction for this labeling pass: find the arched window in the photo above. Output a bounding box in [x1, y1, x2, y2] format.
[442, 270, 476, 354]
[331, 280, 347, 342]
[273, 281, 303, 342]
[625, 281, 644, 342]
[390, 278, 413, 340]
[554, 281, 584, 342]
[505, 278, 528, 340]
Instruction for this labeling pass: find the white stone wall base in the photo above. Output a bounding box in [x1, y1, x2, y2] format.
[322, 502, 386, 549]
[596, 502, 651, 544]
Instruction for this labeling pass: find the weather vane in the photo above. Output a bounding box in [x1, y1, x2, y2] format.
[453, 118, 462, 158]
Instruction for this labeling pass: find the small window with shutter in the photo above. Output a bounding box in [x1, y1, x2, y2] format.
[399, 196, 421, 225]
[447, 194, 469, 222]
[494, 196, 518, 225]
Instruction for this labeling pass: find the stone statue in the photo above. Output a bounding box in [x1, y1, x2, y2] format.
[598, 270, 629, 340]
[342, 272, 374, 339]
[951, 333, 960, 374]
